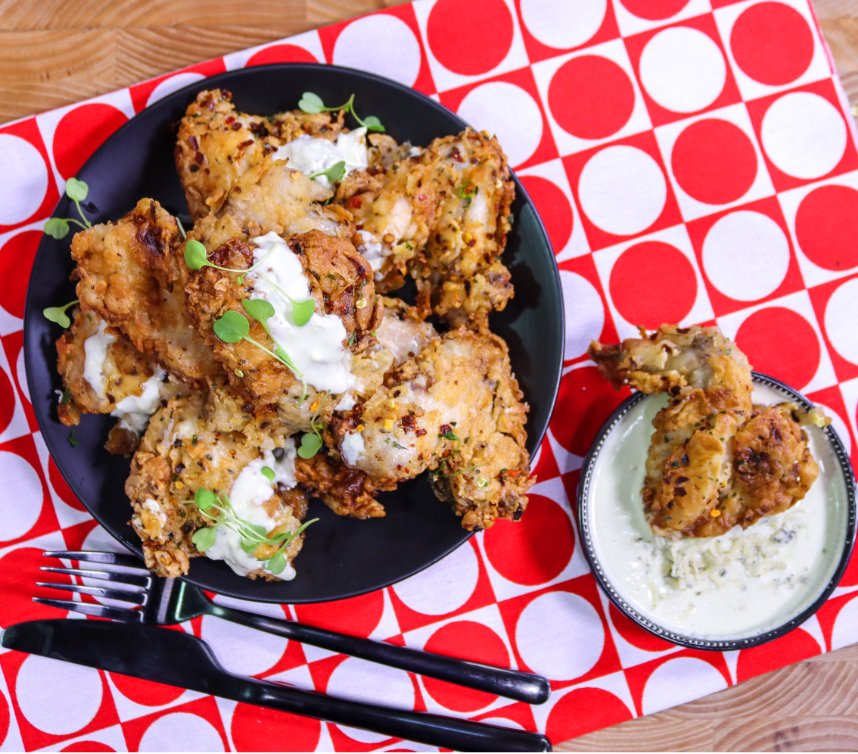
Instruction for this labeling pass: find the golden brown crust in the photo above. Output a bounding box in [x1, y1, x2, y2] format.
[295, 453, 385, 519]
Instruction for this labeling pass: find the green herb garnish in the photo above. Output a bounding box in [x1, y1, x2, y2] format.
[43, 299, 79, 328]
[309, 161, 346, 184]
[298, 92, 385, 132]
[44, 178, 93, 239]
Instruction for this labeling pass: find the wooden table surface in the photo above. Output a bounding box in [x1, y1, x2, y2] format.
[2, 0, 858, 750]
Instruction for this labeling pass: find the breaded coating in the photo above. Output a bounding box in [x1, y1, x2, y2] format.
[125, 392, 307, 579]
[176, 89, 345, 221]
[190, 157, 353, 252]
[331, 328, 532, 530]
[72, 199, 221, 386]
[184, 230, 383, 431]
[295, 453, 384, 519]
[590, 325, 821, 538]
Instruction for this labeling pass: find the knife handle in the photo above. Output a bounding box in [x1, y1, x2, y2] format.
[212, 601, 550, 705]
[249, 677, 552, 752]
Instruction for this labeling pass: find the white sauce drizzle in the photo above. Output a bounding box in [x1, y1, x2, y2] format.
[341, 431, 365, 466]
[587, 385, 849, 640]
[205, 443, 299, 580]
[142, 498, 167, 527]
[356, 229, 389, 280]
[249, 232, 356, 394]
[83, 320, 113, 397]
[272, 128, 368, 189]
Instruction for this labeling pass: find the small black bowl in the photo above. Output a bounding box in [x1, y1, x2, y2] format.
[24, 63, 564, 603]
[577, 372, 856, 651]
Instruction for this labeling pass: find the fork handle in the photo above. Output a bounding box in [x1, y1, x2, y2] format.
[211, 602, 551, 705]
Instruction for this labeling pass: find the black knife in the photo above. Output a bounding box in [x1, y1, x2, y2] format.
[2, 620, 551, 752]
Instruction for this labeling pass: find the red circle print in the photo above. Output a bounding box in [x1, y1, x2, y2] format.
[293, 589, 384, 638]
[736, 629, 819, 682]
[0, 691, 8, 750]
[735, 307, 820, 390]
[730, 2, 814, 86]
[247, 44, 317, 66]
[427, 0, 513, 76]
[546, 687, 632, 743]
[0, 366, 14, 437]
[519, 176, 573, 253]
[550, 366, 631, 457]
[62, 743, 114, 753]
[50, 456, 85, 510]
[549, 56, 636, 140]
[0, 230, 40, 319]
[795, 185, 858, 271]
[53, 103, 128, 180]
[608, 603, 673, 652]
[110, 673, 185, 707]
[671, 119, 757, 205]
[484, 494, 574, 585]
[423, 621, 509, 711]
[0, 547, 73, 628]
[232, 703, 321, 752]
[610, 242, 697, 329]
[620, 0, 689, 20]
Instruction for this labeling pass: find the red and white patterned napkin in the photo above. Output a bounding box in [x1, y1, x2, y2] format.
[1, 0, 858, 750]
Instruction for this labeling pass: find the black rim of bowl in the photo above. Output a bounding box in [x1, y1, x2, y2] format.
[24, 62, 565, 601]
[576, 371, 857, 651]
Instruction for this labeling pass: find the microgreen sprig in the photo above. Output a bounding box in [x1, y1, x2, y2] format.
[297, 394, 328, 459]
[44, 178, 93, 239]
[298, 92, 385, 132]
[309, 160, 346, 184]
[184, 239, 274, 277]
[43, 299, 79, 328]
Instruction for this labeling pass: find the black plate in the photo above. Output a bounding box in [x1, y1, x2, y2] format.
[577, 372, 856, 650]
[24, 64, 564, 603]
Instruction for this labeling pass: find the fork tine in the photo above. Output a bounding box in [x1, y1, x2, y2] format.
[32, 597, 143, 622]
[36, 581, 146, 605]
[44, 550, 147, 572]
[40, 566, 150, 588]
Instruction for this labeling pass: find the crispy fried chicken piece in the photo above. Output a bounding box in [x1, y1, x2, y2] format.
[176, 89, 345, 221]
[590, 325, 820, 537]
[185, 230, 383, 432]
[295, 453, 384, 519]
[332, 328, 532, 530]
[72, 199, 221, 387]
[126, 392, 307, 579]
[190, 156, 353, 252]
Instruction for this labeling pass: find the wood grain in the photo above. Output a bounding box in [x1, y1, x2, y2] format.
[1, 0, 857, 750]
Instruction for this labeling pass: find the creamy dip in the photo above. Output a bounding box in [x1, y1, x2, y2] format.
[272, 128, 368, 189]
[587, 383, 850, 640]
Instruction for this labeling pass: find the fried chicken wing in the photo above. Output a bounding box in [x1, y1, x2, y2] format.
[590, 325, 820, 537]
[332, 328, 532, 530]
[72, 199, 221, 386]
[126, 392, 308, 579]
[295, 452, 384, 519]
[176, 89, 345, 221]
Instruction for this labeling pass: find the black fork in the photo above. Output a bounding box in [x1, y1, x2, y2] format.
[37, 550, 551, 705]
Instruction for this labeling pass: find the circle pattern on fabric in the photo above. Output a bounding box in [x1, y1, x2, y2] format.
[520, 0, 606, 50]
[702, 211, 790, 301]
[484, 493, 575, 585]
[735, 307, 821, 390]
[0, 230, 41, 319]
[546, 687, 632, 744]
[608, 603, 674, 652]
[519, 176, 573, 254]
[62, 744, 114, 753]
[0, 366, 15, 437]
[610, 241, 697, 328]
[53, 103, 128, 180]
[639, 27, 726, 114]
[231, 702, 322, 752]
[427, 0, 513, 75]
[558, 270, 605, 360]
[0, 548, 73, 628]
[620, 0, 689, 20]
[49, 456, 84, 510]
[334, 15, 422, 87]
[0, 134, 49, 226]
[515, 591, 604, 679]
[294, 589, 384, 638]
[831, 594, 858, 650]
[795, 185, 858, 271]
[458, 82, 543, 167]
[761, 93, 847, 180]
[394, 540, 479, 615]
[0, 689, 8, 749]
[423, 621, 510, 711]
[671, 119, 757, 204]
[17, 655, 103, 735]
[110, 674, 185, 707]
[247, 45, 317, 66]
[147, 73, 206, 107]
[0, 451, 43, 542]
[549, 56, 635, 140]
[825, 278, 858, 365]
[578, 146, 667, 235]
[139, 713, 224, 752]
[200, 609, 288, 677]
[641, 657, 727, 715]
[735, 629, 819, 682]
[730, 2, 814, 86]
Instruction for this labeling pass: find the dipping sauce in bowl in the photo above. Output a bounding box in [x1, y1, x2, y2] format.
[578, 373, 856, 649]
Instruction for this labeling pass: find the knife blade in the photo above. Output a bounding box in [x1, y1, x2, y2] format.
[2, 620, 551, 752]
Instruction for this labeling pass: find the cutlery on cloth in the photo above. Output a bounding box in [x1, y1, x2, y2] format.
[1, 619, 552, 752]
[35, 550, 550, 705]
